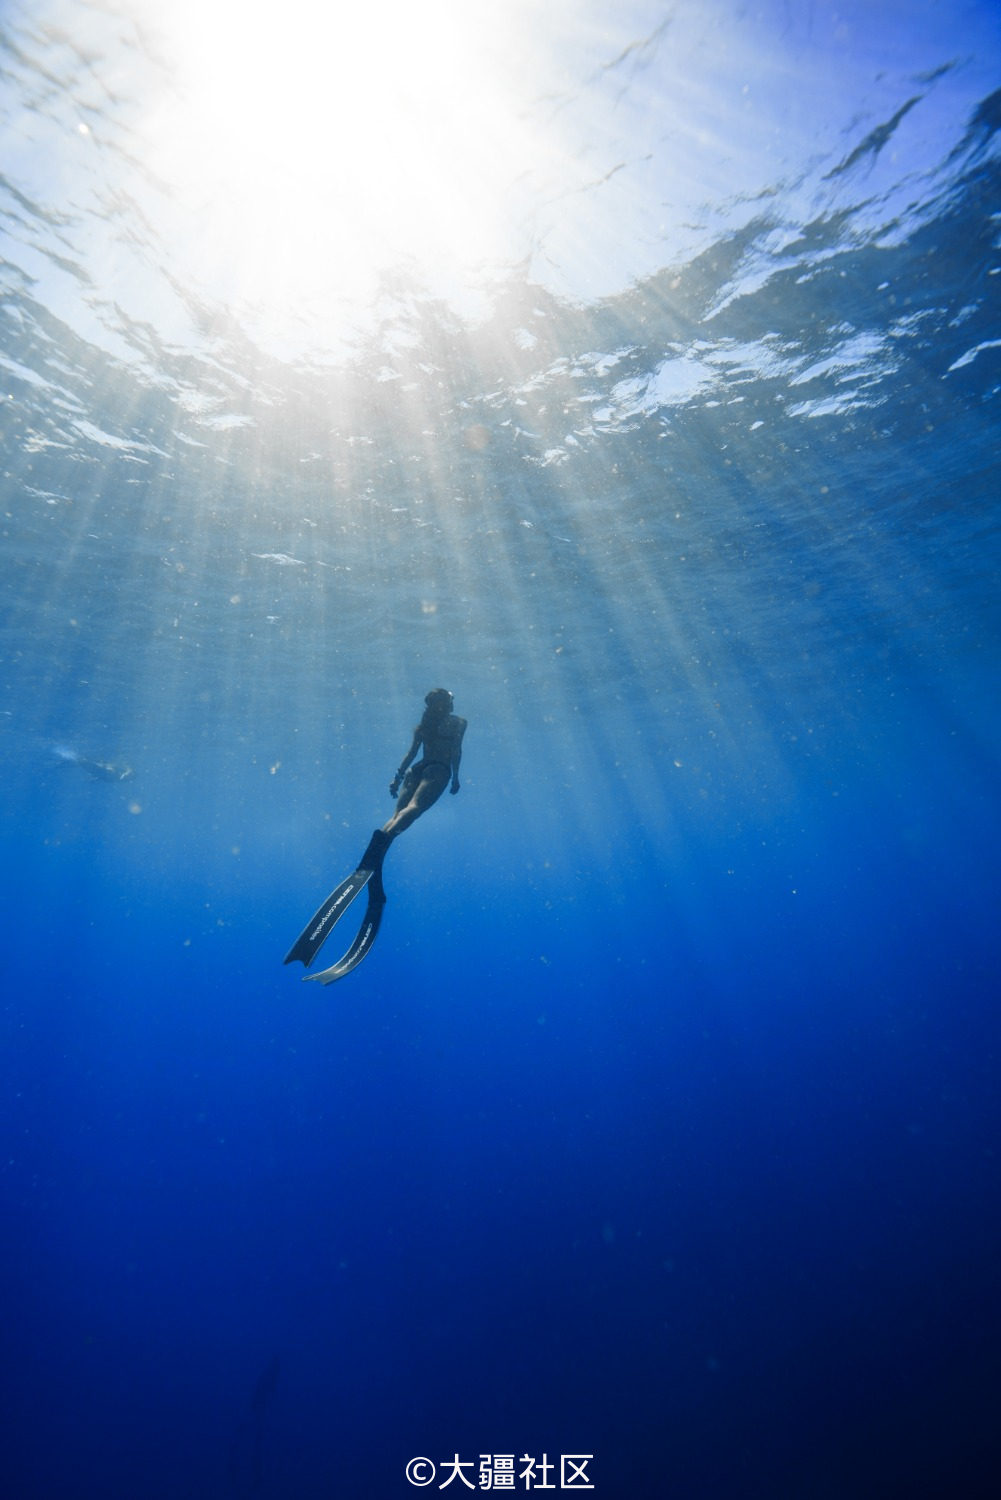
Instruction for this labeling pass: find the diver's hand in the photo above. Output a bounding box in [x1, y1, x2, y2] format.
[390, 777, 401, 798]
[450, 779, 460, 795]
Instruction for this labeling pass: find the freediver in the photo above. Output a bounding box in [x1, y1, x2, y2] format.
[384, 687, 466, 838]
[284, 689, 466, 983]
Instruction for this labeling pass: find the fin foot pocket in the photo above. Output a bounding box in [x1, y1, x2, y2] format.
[359, 827, 392, 871]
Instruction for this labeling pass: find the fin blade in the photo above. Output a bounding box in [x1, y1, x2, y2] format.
[304, 882, 386, 985]
[283, 867, 372, 968]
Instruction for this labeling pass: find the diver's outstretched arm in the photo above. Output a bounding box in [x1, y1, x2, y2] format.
[449, 717, 467, 793]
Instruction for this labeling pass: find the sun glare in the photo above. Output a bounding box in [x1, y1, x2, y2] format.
[136, 0, 558, 349]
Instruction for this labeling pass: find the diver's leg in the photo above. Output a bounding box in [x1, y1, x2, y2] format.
[381, 770, 448, 838]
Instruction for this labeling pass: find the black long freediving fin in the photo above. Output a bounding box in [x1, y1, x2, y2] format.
[283, 830, 390, 972]
[304, 864, 386, 985]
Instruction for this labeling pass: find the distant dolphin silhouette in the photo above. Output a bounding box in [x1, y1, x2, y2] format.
[52, 745, 134, 781]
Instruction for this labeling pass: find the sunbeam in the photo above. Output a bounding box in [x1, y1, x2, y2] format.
[131, 0, 578, 352]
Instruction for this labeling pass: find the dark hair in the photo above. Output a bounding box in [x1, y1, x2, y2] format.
[420, 688, 453, 728]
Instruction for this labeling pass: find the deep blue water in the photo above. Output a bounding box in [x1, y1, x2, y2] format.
[2, 3, 1000, 1497]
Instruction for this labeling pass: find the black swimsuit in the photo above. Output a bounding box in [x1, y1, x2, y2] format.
[399, 759, 449, 798]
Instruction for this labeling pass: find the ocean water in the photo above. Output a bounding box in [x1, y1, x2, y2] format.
[2, 2, 999, 1497]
